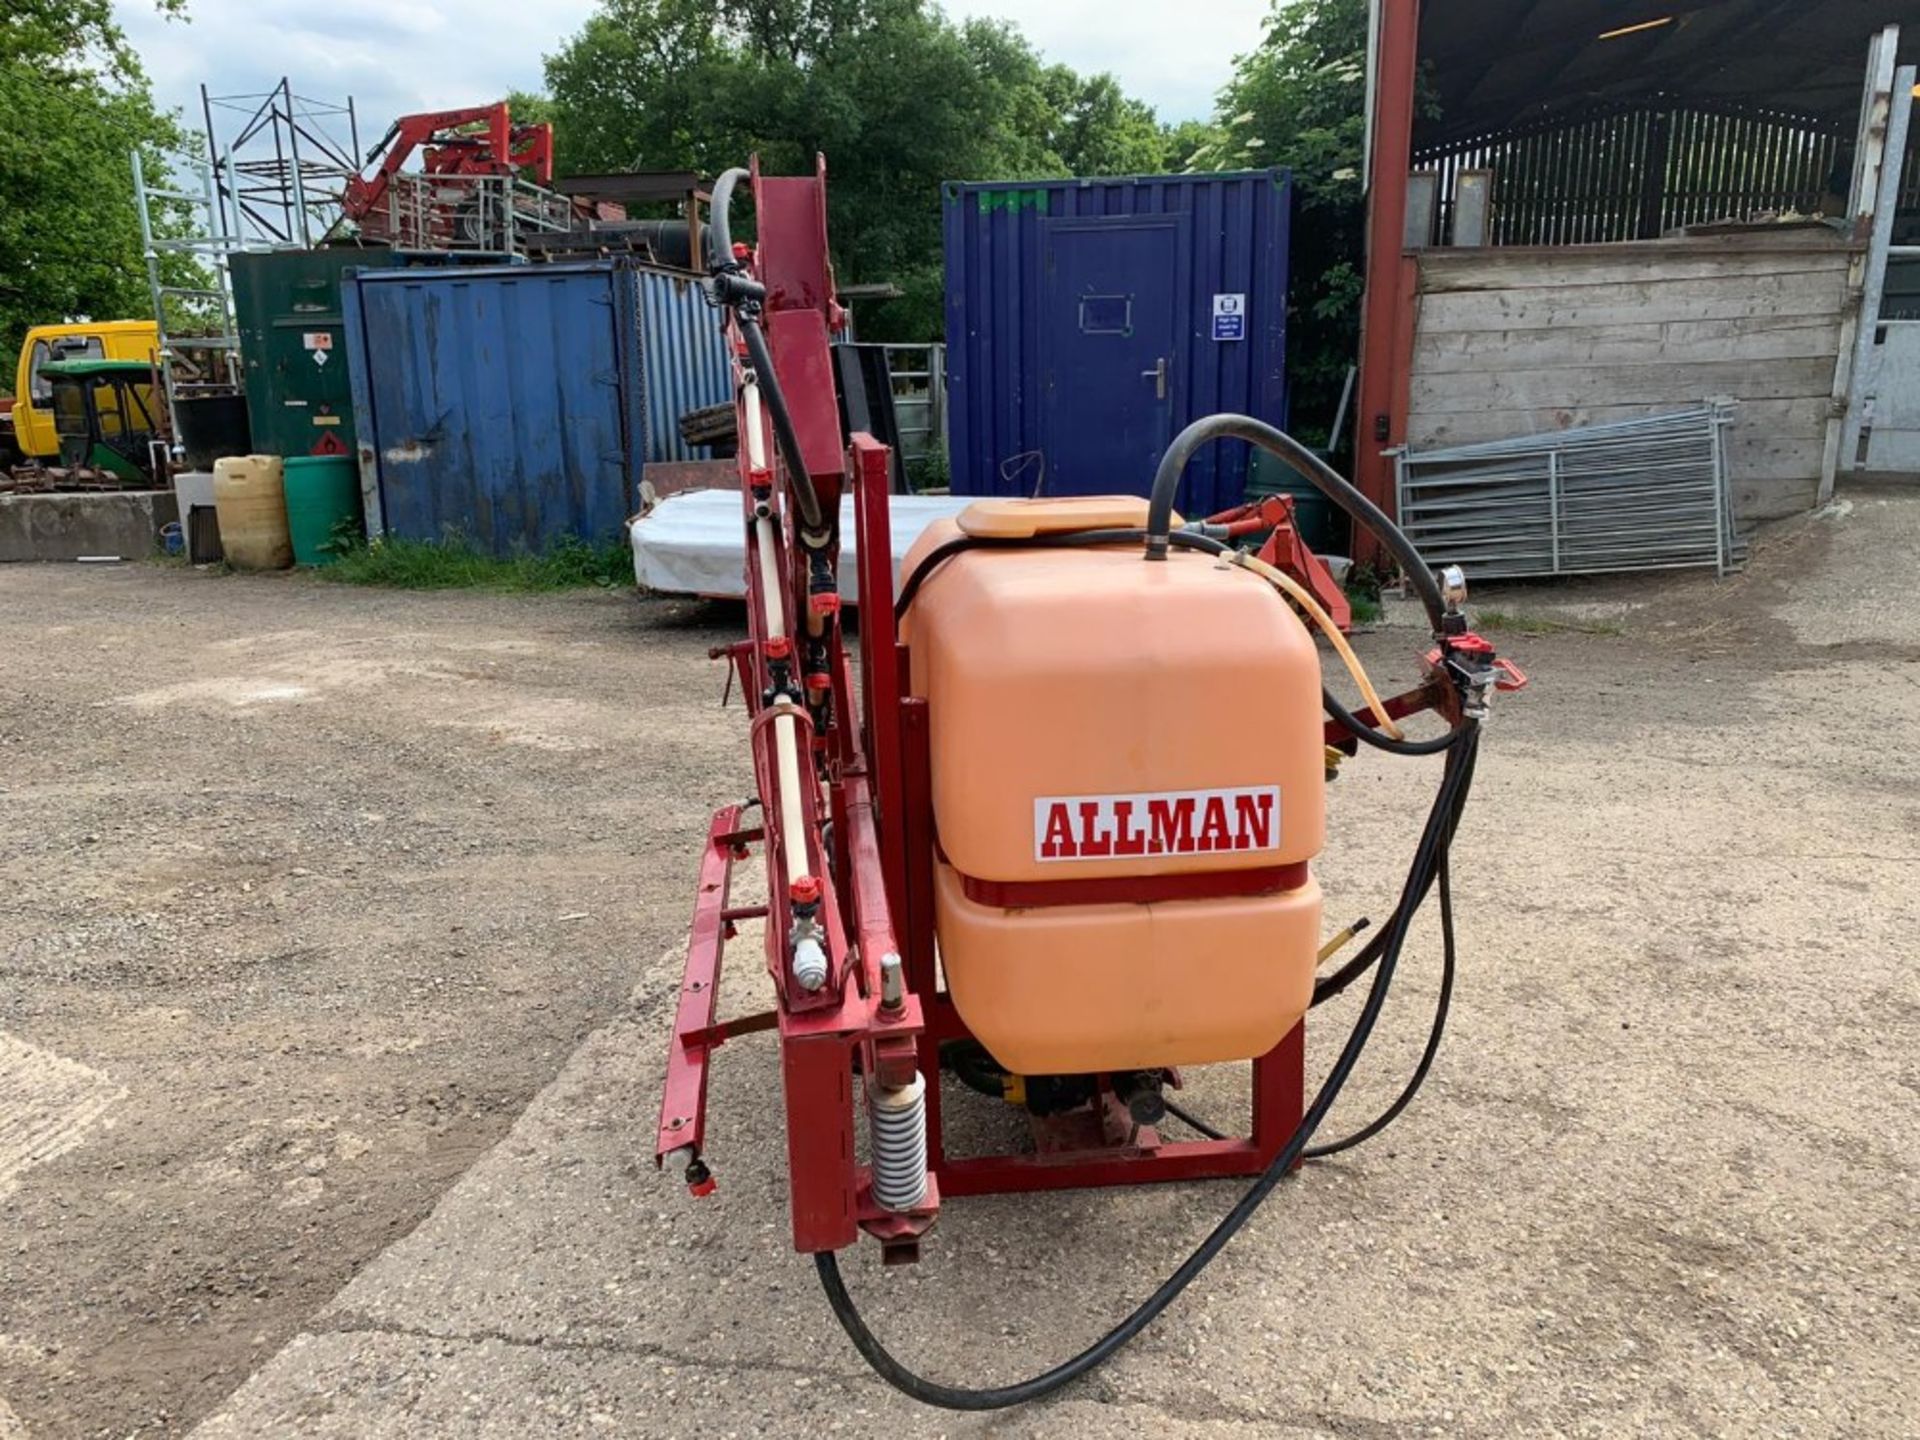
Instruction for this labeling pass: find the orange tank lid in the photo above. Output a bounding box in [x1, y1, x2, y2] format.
[955, 495, 1181, 540]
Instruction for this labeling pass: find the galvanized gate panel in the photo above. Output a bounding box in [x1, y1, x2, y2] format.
[1859, 312, 1920, 471]
[343, 263, 640, 555]
[1396, 404, 1744, 581]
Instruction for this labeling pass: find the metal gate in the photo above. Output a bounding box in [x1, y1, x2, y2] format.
[1396, 403, 1744, 580]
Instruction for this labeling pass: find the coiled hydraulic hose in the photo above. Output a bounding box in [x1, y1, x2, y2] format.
[708, 167, 831, 547]
[1144, 416, 1477, 756]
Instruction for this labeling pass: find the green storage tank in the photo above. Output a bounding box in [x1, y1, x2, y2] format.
[1247, 445, 1348, 556]
[282, 454, 362, 565]
[230, 247, 402, 459]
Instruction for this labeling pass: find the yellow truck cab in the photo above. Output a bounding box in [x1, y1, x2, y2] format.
[9, 321, 160, 460]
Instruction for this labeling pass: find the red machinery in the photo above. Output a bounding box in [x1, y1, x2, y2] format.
[1206, 491, 1355, 631]
[657, 157, 1523, 1410]
[341, 102, 557, 247]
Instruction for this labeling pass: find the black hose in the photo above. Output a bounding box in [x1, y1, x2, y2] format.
[1144, 415, 1444, 631]
[738, 318, 830, 543]
[1313, 733, 1478, 1009]
[708, 166, 829, 545]
[893, 526, 1231, 622]
[1164, 853, 1457, 1158]
[1161, 1097, 1226, 1141]
[1324, 687, 1470, 757]
[814, 726, 1479, 1410]
[1306, 854, 1456, 1159]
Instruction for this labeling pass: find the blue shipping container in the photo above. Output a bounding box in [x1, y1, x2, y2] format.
[639, 268, 735, 463]
[341, 261, 732, 556]
[943, 170, 1291, 517]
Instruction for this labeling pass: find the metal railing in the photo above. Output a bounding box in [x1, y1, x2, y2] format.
[876, 343, 945, 462]
[1395, 402, 1744, 581]
[366, 172, 575, 257]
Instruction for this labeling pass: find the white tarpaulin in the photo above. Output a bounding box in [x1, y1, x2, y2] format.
[629, 489, 975, 602]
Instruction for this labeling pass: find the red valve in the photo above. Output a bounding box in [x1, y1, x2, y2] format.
[765, 635, 792, 659]
[789, 875, 822, 906]
[810, 592, 842, 616]
[805, 671, 831, 694]
[732, 242, 751, 261]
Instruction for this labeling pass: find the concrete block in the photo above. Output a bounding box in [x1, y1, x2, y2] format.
[0, 490, 180, 564]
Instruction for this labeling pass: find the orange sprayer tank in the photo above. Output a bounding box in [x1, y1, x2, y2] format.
[904, 499, 1326, 1076]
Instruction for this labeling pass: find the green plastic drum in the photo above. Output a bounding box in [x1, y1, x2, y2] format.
[281, 455, 362, 566]
[1247, 446, 1347, 555]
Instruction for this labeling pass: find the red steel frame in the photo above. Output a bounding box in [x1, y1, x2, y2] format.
[660, 149, 1525, 1265]
[657, 157, 1339, 1263]
[1353, 0, 1424, 568]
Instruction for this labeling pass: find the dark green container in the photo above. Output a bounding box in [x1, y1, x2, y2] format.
[230, 247, 402, 459]
[1247, 446, 1348, 556]
[282, 455, 361, 565]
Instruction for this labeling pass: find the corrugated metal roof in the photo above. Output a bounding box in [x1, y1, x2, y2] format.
[1419, 0, 1915, 144]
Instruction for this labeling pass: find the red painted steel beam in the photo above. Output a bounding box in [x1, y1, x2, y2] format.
[753, 158, 847, 509]
[938, 1140, 1269, 1198]
[655, 804, 743, 1166]
[850, 434, 907, 921]
[1354, 0, 1423, 567]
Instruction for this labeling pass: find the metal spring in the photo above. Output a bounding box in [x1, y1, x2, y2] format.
[867, 1072, 928, 1212]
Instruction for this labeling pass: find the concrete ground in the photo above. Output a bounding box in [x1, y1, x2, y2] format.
[4, 486, 1918, 1438]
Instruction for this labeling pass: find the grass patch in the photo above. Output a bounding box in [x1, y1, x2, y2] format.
[1474, 608, 1625, 637]
[1345, 587, 1383, 625]
[905, 444, 951, 494]
[1343, 562, 1385, 625]
[319, 534, 632, 591]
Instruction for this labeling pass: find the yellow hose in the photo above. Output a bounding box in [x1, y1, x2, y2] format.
[1227, 550, 1406, 740]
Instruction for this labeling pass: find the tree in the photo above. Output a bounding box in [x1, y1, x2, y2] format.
[1213, 0, 1371, 450]
[541, 0, 1186, 340]
[0, 2, 191, 383]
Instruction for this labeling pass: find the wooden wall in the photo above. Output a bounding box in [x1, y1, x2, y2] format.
[1406, 231, 1860, 519]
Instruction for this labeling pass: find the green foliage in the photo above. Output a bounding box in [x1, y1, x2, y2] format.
[904, 442, 949, 493]
[1162, 118, 1224, 173]
[541, 0, 1194, 341]
[0, 1, 193, 383]
[319, 534, 634, 591]
[1344, 587, 1383, 625]
[1214, 0, 1371, 452]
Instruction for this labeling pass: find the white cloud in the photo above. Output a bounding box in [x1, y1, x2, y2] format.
[944, 1, 1271, 121]
[116, 0, 1271, 168]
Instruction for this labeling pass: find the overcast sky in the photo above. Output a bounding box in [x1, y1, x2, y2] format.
[115, 0, 1275, 163]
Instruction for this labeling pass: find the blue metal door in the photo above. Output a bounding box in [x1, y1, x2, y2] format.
[345, 266, 637, 555]
[1040, 217, 1180, 496]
